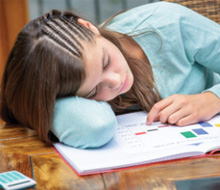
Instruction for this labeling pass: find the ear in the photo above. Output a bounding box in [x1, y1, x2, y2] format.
[77, 18, 100, 35]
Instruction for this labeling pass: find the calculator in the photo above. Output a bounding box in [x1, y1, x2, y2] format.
[0, 171, 36, 190]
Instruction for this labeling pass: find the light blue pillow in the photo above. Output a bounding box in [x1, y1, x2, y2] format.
[51, 96, 117, 149]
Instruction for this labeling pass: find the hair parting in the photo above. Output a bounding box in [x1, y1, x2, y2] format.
[0, 10, 96, 143]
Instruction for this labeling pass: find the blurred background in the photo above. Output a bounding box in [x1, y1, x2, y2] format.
[0, 0, 158, 81]
[28, 0, 158, 24]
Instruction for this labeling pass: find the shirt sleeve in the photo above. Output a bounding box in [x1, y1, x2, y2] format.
[51, 97, 117, 149]
[175, 3, 220, 97]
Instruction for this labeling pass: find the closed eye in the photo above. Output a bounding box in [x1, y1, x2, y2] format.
[87, 87, 98, 99]
[86, 48, 108, 99]
[104, 55, 111, 69]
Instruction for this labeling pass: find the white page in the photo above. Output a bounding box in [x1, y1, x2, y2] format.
[115, 112, 220, 154]
[54, 112, 220, 175]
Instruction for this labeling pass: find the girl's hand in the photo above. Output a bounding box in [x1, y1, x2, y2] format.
[147, 92, 220, 126]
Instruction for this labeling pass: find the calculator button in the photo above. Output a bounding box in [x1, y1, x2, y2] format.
[5, 173, 19, 181]
[12, 171, 25, 179]
[0, 176, 7, 184]
[1, 174, 13, 182]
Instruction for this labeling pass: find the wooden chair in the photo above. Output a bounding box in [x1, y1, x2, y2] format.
[162, 0, 220, 24]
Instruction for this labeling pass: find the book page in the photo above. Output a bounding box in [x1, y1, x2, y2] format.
[116, 112, 220, 154]
[54, 112, 220, 175]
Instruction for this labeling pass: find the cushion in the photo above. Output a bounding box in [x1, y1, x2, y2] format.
[51, 96, 117, 149]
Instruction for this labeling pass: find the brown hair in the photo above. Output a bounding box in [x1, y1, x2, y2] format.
[0, 10, 95, 143]
[0, 9, 161, 143]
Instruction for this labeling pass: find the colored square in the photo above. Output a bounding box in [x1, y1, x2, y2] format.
[135, 132, 146, 135]
[158, 124, 169, 128]
[181, 131, 196, 138]
[147, 128, 158, 132]
[198, 122, 213, 127]
[214, 124, 220, 127]
[192, 128, 208, 135]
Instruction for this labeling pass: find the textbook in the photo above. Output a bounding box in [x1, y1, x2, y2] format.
[54, 111, 220, 176]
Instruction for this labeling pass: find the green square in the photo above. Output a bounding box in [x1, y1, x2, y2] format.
[181, 131, 196, 138]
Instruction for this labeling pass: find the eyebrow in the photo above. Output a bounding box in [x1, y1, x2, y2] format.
[84, 47, 105, 98]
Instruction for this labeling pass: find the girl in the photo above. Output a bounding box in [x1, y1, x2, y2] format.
[1, 2, 220, 148]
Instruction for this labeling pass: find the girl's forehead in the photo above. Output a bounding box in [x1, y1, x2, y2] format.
[81, 35, 102, 62]
[76, 39, 104, 96]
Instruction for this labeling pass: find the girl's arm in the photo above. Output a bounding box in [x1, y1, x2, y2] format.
[147, 3, 220, 126]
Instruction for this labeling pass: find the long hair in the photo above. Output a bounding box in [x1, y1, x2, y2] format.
[0, 9, 161, 143]
[0, 10, 95, 143]
[99, 28, 161, 114]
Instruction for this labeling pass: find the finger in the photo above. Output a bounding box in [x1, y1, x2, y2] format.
[158, 102, 183, 124]
[147, 97, 174, 125]
[175, 114, 199, 126]
[167, 108, 191, 125]
[146, 114, 160, 125]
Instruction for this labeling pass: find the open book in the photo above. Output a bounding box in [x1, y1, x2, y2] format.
[54, 111, 220, 175]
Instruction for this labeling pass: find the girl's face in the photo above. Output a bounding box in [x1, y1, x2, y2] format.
[77, 35, 134, 101]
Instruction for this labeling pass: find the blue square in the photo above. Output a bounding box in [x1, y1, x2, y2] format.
[198, 122, 213, 127]
[193, 128, 208, 135]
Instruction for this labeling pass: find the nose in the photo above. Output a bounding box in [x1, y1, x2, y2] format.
[102, 72, 121, 90]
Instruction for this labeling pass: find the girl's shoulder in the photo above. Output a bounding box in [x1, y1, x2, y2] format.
[105, 2, 193, 33]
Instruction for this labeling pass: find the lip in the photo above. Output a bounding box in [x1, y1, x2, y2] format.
[119, 75, 128, 94]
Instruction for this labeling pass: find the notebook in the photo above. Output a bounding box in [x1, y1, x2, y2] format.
[54, 111, 220, 175]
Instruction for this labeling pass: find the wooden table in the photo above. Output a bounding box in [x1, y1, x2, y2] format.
[1, 120, 220, 190]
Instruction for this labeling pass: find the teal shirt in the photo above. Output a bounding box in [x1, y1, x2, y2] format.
[105, 1, 220, 99]
[52, 2, 220, 149]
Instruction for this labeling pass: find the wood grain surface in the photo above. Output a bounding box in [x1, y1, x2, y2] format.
[1, 122, 220, 190]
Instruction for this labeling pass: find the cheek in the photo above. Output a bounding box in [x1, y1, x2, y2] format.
[95, 89, 116, 101]
[110, 52, 126, 72]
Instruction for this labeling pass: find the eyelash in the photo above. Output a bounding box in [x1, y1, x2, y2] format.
[104, 55, 111, 69]
[89, 88, 98, 98]
[89, 55, 111, 98]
